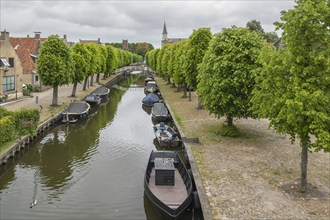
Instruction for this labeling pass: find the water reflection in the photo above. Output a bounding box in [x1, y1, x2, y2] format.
[0, 73, 202, 219]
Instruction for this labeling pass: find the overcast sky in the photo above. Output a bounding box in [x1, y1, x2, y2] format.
[1, 0, 295, 48]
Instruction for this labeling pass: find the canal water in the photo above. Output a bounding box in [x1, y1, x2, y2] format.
[0, 73, 198, 219]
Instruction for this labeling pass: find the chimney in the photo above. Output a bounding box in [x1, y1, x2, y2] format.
[34, 31, 41, 39]
[1, 29, 9, 41]
[63, 34, 67, 41]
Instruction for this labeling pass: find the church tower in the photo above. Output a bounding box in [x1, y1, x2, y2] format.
[161, 21, 168, 48]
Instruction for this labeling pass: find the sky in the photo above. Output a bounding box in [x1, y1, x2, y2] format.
[0, 0, 296, 48]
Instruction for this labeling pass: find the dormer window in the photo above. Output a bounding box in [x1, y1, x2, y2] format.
[0, 57, 10, 67]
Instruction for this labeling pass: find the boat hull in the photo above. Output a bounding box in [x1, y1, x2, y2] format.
[144, 151, 193, 219]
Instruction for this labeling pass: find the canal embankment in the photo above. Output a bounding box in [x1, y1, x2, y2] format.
[155, 76, 330, 220]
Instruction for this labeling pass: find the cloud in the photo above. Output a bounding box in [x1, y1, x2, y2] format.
[1, 0, 295, 48]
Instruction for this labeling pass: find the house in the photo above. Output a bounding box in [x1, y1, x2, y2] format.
[9, 32, 49, 91]
[0, 30, 24, 100]
[161, 21, 186, 48]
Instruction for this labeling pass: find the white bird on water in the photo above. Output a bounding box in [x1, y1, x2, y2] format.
[30, 200, 38, 208]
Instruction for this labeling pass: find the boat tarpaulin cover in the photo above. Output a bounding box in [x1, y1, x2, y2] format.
[63, 101, 90, 114]
[142, 93, 159, 106]
[152, 103, 168, 115]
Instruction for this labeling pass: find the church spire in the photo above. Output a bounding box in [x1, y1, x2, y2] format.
[162, 21, 168, 35]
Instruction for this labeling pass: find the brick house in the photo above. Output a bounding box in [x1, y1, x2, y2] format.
[0, 30, 24, 100]
[9, 32, 49, 91]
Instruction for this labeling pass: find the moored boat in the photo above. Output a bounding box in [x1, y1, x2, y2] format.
[93, 86, 110, 99]
[153, 122, 181, 147]
[61, 101, 90, 123]
[152, 102, 170, 122]
[145, 81, 159, 94]
[144, 150, 193, 219]
[84, 93, 101, 105]
[142, 93, 160, 107]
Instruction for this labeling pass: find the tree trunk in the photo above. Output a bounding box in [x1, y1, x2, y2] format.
[71, 82, 78, 97]
[183, 84, 187, 97]
[197, 95, 203, 109]
[90, 75, 94, 87]
[83, 76, 89, 91]
[52, 85, 58, 106]
[167, 77, 171, 84]
[188, 87, 192, 101]
[300, 141, 308, 192]
[226, 116, 233, 127]
[96, 73, 100, 83]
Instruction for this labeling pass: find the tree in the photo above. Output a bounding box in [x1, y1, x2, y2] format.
[105, 45, 117, 78]
[252, 0, 330, 191]
[85, 44, 101, 88]
[246, 19, 265, 35]
[37, 35, 74, 106]
[184, 28, 212, 104]
[70, 43, 90, 97]
[172, 41, 188, 95]
[197, 27, 264, 127]
[184, 28, 212, 91]
[246, 19, 279, 43]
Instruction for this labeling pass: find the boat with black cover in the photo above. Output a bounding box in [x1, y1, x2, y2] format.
[61, 100, 90, 123]
[144, 150, 193, 219]
[153, 122, 181, 147]
[152, 102, 170, 122]
[93, 86, 110, 99]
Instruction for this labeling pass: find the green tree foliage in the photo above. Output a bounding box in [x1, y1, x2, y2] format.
[156, 48, 165, 74]
[37, 35, 74, 106]
[70, 43, 90, 96]
[246, 19, 265, 35]
[252, 0, 330, 191]
[172, 41, 188, 94]
[146, 49, 159, 70]
[105, 45, 117, 77]
[184, 28, 212, 90]
[86, 44, 102, 87]
[161, 45, 171, 80]
[246, 19, 279, 43]
[197, 27, 264, 126]
[107, 42, 154, 57]
[97, 45, 108, 83]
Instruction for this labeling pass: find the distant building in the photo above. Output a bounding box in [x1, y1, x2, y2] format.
[161, 21, 186, 48]
[122, 39, 129, 51]
[79, 38, 102, 45]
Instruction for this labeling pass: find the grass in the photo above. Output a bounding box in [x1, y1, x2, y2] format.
[0, 139, 16, 155]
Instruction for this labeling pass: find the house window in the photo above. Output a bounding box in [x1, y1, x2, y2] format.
[8, 58, 14, 67]
[34, 75, 40, 85]
[0, 58, 10, 67]
[2, 76, 16, 92]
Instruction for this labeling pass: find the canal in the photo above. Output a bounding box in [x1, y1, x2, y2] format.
[0, 73, 199, 219]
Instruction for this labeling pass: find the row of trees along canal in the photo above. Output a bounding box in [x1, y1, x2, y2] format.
[0, 38, 145, 148]
[145, 0, 329, 192]
[36, 36, 144, 106]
